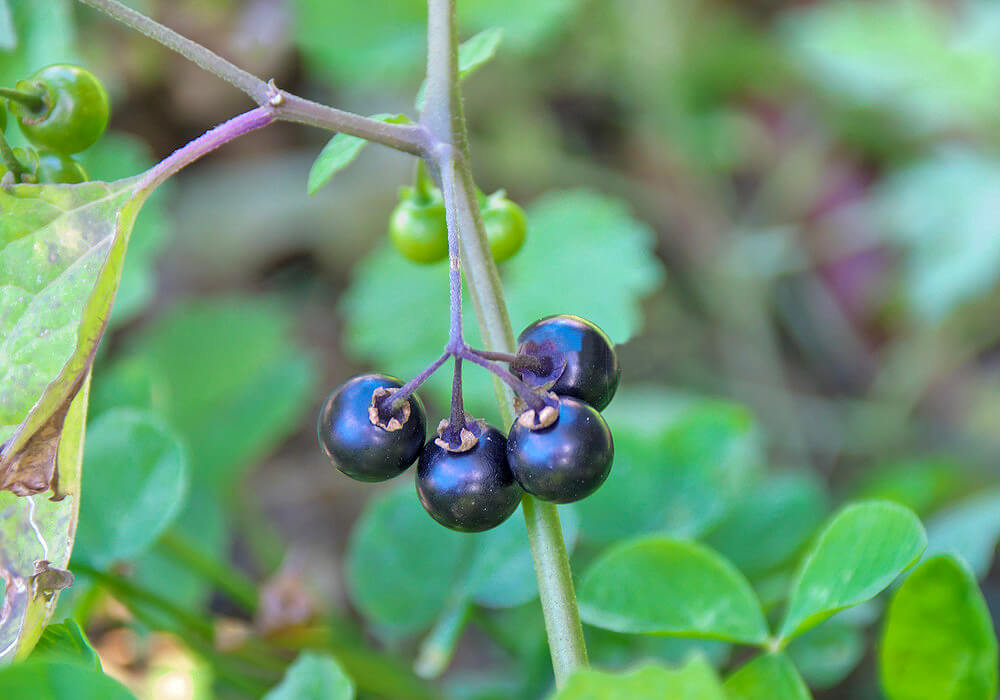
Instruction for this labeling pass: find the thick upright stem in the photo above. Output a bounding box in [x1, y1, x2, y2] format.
[423, 0, 588, 685]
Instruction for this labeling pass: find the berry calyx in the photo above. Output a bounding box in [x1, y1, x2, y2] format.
[388, 186, 449, 264]
[507, 396, 614, 504]
[417, 419, 523, 532]
[482, 190, 526, 262]
[7, 64, 110, 155]
[318, 374, 427, 482]
[515, 315, 620, 411]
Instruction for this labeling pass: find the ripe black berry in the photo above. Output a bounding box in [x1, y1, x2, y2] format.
[317, 374, 426, 482]
[416, 421, 522, 532]
[515, 315, 620, 411]
[506, 396, 614, 503]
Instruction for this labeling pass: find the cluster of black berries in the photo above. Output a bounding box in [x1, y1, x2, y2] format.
[317, 315, 619, 532]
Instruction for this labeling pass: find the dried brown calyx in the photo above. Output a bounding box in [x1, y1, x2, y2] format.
[368, 387, 411, 431]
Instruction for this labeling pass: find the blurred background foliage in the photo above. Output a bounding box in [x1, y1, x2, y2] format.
[4, 0, 1000, 697]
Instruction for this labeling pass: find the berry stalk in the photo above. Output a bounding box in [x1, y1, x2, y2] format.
[422, 0, 589, 685]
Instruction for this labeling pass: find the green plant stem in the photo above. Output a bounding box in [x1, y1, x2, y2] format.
[74, 0, 425, 155]
[422, 0, 588, 686]
[0, 86, 45, 112]
[157, 530, 259, 613]
[414, 598, 472, 679]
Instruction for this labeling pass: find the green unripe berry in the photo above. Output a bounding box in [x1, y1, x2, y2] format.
[9, 64, 110, 154]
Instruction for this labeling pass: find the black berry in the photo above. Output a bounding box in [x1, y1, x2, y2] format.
[317, 374, 426, 482]
[416, 421, 523, 532]
[515, 315, 620, 411]
[507, 396, 614, 503]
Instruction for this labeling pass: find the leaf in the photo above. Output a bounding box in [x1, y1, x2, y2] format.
[72, 409, 188, 570]
[264, 652, 355, 700]
[550, 657, 726, 700]
[30, 620, 100, 670]
[0, 372, 89, 663]
[503, 190, 664, 343]
[779, 1, 1000, 138]
[577, 389, 763, 543]
[786, 619, 865, 690]
[415, 28, 504, 110]
[875, 148, 1000, 320]
[924, 487, 1000, 579]
[346, 484, 578, 634]
[703, 471, 828, 579]
[880, 555, 997, 700]
[0, 660, 135, 699]
[778, 500, 926, 642]
[342, 190, 664, 421]
[849, 456, 962, 516]
[78, 133, 171, 327]
[579, 537, 768, 644]
[307, 114, 411, 195]
[1, 176, 155, 495]
[294, 0, 578, 84]
[724, 653, 811, 700]
[96, 297, 317, 495]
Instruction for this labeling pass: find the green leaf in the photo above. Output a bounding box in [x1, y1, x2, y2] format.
[415, 28, 504, 110]
[0, 373, 89, 663]
[778, 500, 926, 642]
[294, 0, 578, 84]
[78, 133, 171, 327]
[551, 657, 726, 700]
[346, 484, 578, 634]
[779, 1, 1000, 138]
[579, 537, 768, 644]
[30, 620, 101, 670]
[96, 297, 317, 495]
[307, 114, 411, 195]
[265, 652, 355, 700]
[725, 653, 811, 700]
[0, 660, 135, 699]
[880, 555, 997, 700]
[504, 190, 664, 343]
[342, 190, 664, 422]
[925, 487, 1000, 579]
[703, 471, 828, 579]
[849, 457, 962, 516]
[73, 409, 188, 570]
[786, 619, 865, 691]
[875, 148, 1000, 320]
[0, 176, 155, 496]
[577, 389, 763, 543]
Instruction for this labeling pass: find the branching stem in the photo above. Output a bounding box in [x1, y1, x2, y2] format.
[75, 0, 426, 154]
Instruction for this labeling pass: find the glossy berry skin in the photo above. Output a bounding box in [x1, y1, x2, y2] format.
[507, 397, 614, 504]
[417, 425, 523, 532]
[516, 315, 620, 411]
[35, 151, 87, 184]
[10, 64, 110, 155]
[388, 190, 449, 264]
[318, 374, 426, 482]
[483, 193, 526, 262]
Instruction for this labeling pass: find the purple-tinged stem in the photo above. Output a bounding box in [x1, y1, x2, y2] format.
[384, 352, 450, 415]
[467, 347, 547, 375]
[438, 148, 464, 350]
[140, 107, 274, 193]
[460, 351, 548, 412]
[448, 357, 466, 437]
